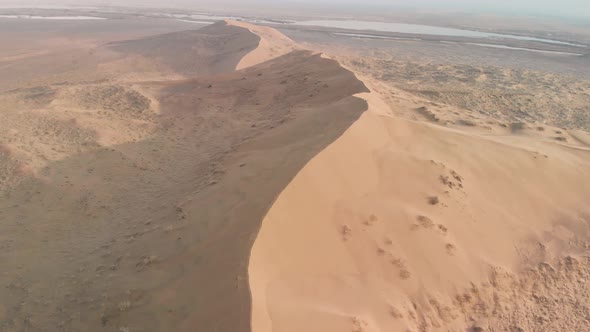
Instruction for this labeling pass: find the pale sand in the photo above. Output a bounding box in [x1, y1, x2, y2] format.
[249, 87, 590, 331]
[0, 20, 370, 331]
[227, 20, 299, 70]
[2, 17, 589, 332]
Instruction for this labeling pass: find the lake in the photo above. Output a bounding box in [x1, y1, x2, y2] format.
[296, 20, 586, 48]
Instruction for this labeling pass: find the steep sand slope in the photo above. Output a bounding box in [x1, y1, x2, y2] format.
[0, 22, 369, 332]
[227, 20, 299, 70]
[109, 21, 260, 77]
[249, 91, 590, 331]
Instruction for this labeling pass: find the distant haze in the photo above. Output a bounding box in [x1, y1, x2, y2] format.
[0, 0, 589, 19]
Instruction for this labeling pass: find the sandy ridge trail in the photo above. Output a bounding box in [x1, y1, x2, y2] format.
[248, 56, 590, 331]
[0, 21, 369, 332]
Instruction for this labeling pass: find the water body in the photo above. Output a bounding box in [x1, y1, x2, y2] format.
[0, 15, 106, 20]
[168, 15, 586, 48]
[169, 13, 295, 25]
[466, 43, 584, 56]
[176, 19, 213, 24]
[297, 20, 586, 48]
[333, 32, 421, 41]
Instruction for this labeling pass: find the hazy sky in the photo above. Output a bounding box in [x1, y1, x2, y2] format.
[1, 0, 589, 19]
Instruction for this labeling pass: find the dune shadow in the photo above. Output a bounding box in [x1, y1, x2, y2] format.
[0, 50, 368, 332]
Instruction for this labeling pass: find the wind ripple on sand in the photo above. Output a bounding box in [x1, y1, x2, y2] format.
[248, 83, 590, 332]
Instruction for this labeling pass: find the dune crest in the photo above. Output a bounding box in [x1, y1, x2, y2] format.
[2, 15, 589, 332]
[226, 20, 299, 70]
[249, 82, 590, 331]
[0, 20, 371, 331]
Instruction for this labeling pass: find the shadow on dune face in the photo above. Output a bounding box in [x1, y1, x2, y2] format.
[0, 21, 256, 93]
[0, 50, 368, 332]
[109, 21, 261, 77]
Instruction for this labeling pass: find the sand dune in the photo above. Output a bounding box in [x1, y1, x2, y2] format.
[227, 20, 299, 70]
[1, 16, 589, 332]
[110, 21, 260, 76]
[0, 21, 369, 332]
[249, 85, 590, 331]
